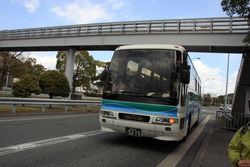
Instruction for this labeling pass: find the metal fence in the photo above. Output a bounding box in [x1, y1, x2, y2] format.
[216, 110, 250, 130]
[0, 97, 101, 113]
[0, 17, 249, 40]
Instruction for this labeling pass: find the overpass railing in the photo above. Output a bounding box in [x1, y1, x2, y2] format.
[0, 97, 101, 113]
[0, 17, 249, 40]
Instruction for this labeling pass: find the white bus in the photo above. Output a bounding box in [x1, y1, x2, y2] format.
[99, 44, 201, 141]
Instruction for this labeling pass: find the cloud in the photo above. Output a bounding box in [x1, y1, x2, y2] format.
[51, 1, 109, 24]
[230, 70, 239, 80]
[50, 0, 128, 24]
[193, 60, 220, 80]
[18, 0, 40, 13]
[107, 0, 126, 9]
[193, 60, 236, 96]
[30, 52, 57, 70]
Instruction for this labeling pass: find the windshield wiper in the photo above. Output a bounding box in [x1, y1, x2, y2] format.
[105, 90, 144, 97]
[117, 90, 145, 95]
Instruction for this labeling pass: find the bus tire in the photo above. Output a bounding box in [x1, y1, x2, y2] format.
[194, 112, 199, 126]
[187, 114, 191, 134]
[181, 115, 191, 143]
[181, 136, 187, 142]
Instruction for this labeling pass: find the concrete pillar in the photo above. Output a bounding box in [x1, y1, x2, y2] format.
[245, 88, 250, 113]
[65, 48, 76, 92]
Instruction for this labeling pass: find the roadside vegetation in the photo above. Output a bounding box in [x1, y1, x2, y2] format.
[0, 50, 104, 115]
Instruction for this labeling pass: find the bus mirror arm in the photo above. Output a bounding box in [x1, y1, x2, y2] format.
[180, 64, 190, 84]
[101, 70, 107, 81]
[101, 62, 111, 81]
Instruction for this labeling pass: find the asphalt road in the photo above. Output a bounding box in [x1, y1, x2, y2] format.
[0, 107, 217, 167]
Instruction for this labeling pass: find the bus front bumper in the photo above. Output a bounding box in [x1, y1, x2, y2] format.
[99, 116, 186, 141]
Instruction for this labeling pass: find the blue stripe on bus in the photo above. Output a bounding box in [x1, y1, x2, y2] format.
[101, 103, 178, 117]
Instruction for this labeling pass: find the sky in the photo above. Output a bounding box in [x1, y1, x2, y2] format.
[0, 0, 243, 96]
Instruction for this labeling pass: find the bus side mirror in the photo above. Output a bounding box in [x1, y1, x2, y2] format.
[180, 64, 190, 84]
[181, 70, 190, 84]
[101, 62, 110, 81]
[248, 99, 250, 111]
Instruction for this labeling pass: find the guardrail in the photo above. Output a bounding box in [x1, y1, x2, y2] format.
[0, 17, 249, 40]
[216, 110, 250, 130]
[0, 97, 101, 113]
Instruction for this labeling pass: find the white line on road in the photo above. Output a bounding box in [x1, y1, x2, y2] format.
[0, 130, 106, 156]
[156, 115, 211, 167]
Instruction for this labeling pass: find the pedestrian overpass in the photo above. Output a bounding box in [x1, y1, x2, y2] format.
[0, 16, 249, 113]
[232, 49, 250, 114]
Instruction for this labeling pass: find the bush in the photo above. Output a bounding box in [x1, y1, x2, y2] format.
[12, 74, 41, 98]
[39, 70, 70, 99]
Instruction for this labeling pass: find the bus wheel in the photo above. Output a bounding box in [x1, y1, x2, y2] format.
[194, 112, 199, 126]
[181, 136, 187, 142]
[181, 116, 191, 143]
[187, 114, 191, 134]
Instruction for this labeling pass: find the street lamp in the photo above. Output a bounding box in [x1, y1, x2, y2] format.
[202, 77, 215, 106]
[224, 53, 230, 107]
[191, 57, 201, 60]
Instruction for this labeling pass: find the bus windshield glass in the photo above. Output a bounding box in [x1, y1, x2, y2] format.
[103, 49, 180, 105]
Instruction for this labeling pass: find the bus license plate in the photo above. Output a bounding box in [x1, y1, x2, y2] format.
[125, 127, 142, 137]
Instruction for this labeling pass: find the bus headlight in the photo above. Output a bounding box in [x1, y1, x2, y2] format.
[101, 110, 116, 118]
[155, 117, 178, 124]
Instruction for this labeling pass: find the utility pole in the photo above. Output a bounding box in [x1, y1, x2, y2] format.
[224, 53, 229, 107]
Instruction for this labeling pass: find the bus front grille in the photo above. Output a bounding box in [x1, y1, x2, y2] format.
[119, 113, 150, 122]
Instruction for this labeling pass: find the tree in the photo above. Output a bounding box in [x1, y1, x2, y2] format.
[203, 93, 212, 106]
[10, 57, 46, 78]
[0, 52, 46, 90]
[12, 74, 41, 98]
[92, 60, 106, 93]
[217, 95, 225, 105]
[0, 52, 22, 90]
[221, 0, 250, 43]
[39, 70, 70, 99]
[56, 51, 99, 94]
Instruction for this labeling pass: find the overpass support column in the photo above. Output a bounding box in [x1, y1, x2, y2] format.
[65, 48, 76, 93]
[245, 88, 250, 113]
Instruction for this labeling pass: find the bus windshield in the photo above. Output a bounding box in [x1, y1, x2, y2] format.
[103, 49, 180, 105]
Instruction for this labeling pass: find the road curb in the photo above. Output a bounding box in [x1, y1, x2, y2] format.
[157, 115, 210, 167]
[191, 129, 212, 167]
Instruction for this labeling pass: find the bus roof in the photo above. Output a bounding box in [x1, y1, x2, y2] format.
[115, 44, 186, 52]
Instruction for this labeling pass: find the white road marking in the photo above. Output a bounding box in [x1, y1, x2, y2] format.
[156, 115, 211, 167]
[0, 130, 106, 156]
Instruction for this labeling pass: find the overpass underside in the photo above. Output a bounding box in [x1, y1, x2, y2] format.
[232, 48, 250, 113]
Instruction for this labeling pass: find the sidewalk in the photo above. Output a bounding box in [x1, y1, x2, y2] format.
[191, 122, 235, 167]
